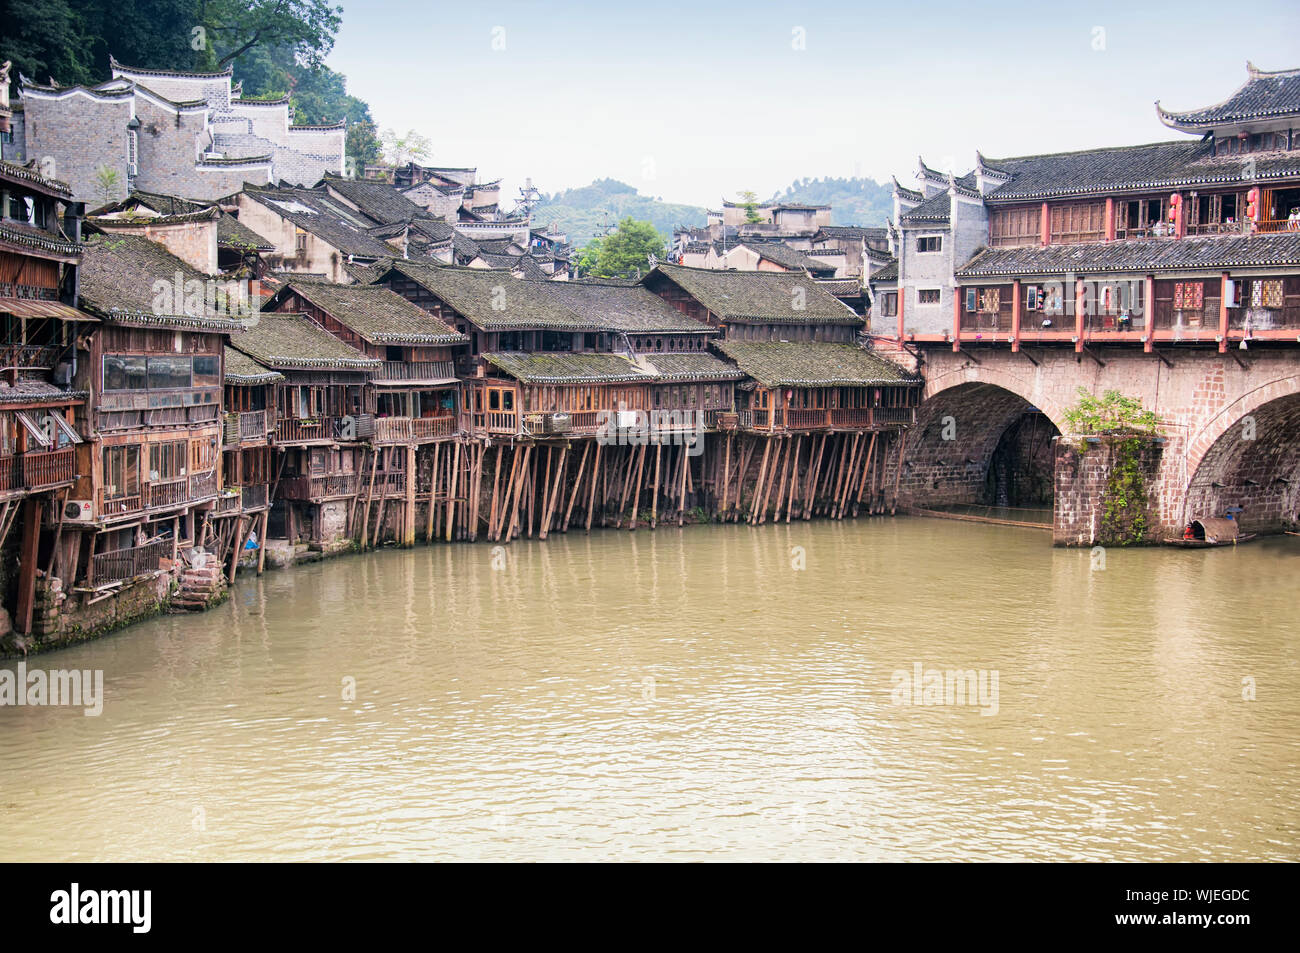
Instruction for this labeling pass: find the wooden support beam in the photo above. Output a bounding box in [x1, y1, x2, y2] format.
[650, 442, 661, 530]
[563, 439, 591, 532]
[585, 441, 602, 533]
[445, 441, 462, 543]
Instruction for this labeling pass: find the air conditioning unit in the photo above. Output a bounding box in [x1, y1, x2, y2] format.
[63, 500, 95, 522]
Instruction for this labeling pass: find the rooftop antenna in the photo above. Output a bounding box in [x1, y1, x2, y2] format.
[517, 176, 540, 218]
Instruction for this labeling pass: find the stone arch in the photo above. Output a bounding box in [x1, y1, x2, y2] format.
[1181, 374, 1300, 532]
[898, 368, 1065, 510]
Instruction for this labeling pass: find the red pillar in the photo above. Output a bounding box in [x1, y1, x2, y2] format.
[1040, 203, 1050, 245]
[1011, 279, 1022, 352]
[1219, 271, 1230, 353]
[1104, 198, 1116, 242]
[1074, 279, 1086, 353]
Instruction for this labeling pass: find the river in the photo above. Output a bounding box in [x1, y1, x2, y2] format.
[1, 517, 1296, 861]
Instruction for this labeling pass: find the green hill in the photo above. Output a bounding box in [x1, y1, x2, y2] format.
[769, 177, 893, 226]
[532, 179, 707, 248]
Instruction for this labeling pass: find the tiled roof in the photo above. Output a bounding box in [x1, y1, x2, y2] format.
[644, 352, 744, 381]
[79, 234, 242, 331]
[272, 281, 467, 345]
[322, 175, 430, 226]
[218, 213, 275, 251]
[242, 186, 394, 258]
[957, 232, 1300, 277]
[1158, 64, 1300, 128]
[0, 159, 74, 198]
[870, 261, 899, 282]
[0, 221, 82, 258]
[223, 346, 283, 384]
[738, 241, 830, 272]
[899, 189, 953, 223]
[647, 263, 862, 325]
[526, 280, 713, 333]
[383, 261, 584, 329]
[485, 351, 650, 384]
[815, 225, 889, 241]
[231, 312, 379, 370]
[815, 278, 865, 296]
[714, 340, 916, 387]
[981, 140, 1300, 202]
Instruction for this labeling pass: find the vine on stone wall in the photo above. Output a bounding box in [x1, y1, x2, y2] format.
[1101, 437, 1151, 545]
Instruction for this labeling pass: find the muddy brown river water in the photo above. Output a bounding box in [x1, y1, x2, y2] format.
[1, 517, 1296, 861]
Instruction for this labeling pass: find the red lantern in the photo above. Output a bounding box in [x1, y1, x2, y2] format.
[1247, 187, 1261, 221]
[1169, 193, 1181, 206]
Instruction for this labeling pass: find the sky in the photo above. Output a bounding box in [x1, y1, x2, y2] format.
[328, 0, 1300, 212]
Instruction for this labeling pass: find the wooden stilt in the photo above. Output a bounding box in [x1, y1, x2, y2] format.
[256, 509, 270, 575]
[627, 443, 646, 530]
[585, 440, 603, 533]
[540, 445, 566, 540]
[563, 440, 591, 532]
[360, 449, 380, 548]
[650, 442, 661, 529]
[445, 441, 462, 542]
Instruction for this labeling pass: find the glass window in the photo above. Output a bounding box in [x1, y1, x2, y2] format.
[147, 355, 191, 390]
[193, 354, 220, 387]
[103, 354, 147, 391]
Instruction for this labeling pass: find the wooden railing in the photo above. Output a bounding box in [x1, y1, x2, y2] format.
[224, 410, 268, 445]
[99, 494, 142, 518]
[280, 473, 360, 500]
[829, 408, 876, 428]
[0, 455, 16, 492]
[147, 479, 189, 509]
[374, 360, 454, 381]
[371, 415, 457, 443]
[19, 447, 75, 489]
[1252, 218, 1300, 234]
[241, 483, 269, 509]
[0, 344, 59, 371]
[874, 407, 916, 426]
[275, 416, 339, 444]
[89, 539, 170, 586]
[215, 492, 242, 515]
[190, 470, 218, 500]
[477, 411, 518, 434]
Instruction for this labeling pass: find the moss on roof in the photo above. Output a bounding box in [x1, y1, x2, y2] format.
[484, 351, 651, 384]
[218, 213, 276, 252]
[230, 312, 380, 371]
[79, 233, 243, 331]
[223, 345, 283, 384]
[648, 263, 862, 325]
[714, 340, 917, 388]
[382, 261, 589, 330]
[274, 281, 467, 345]
[644, 352, 744, 381]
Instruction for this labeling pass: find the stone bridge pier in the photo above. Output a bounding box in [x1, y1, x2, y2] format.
[888, 344, 1300, 544]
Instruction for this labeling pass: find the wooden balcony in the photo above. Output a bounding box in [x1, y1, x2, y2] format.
[739, 407, 911, 432]
[147, 479, 189, 509]
[373, 360, 455, 382]
[223, 410, 269, 446]
[0, 448, 76, 493]
[371, 415, 457, 443]
[472, 411, 519, 435]
[280, 473, 360, 500]
[274, 416, 345, 445]
[0, 344, 59, 372]
[89, 539, 170, 586]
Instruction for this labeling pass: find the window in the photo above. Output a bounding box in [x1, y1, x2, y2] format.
[1049, 202, 1105, 244]
[1025, 286, 1040, 310]
[989, 206, 1041, 247]
[964, 288, 977, 313]
[294, 227, 308, 255]
[193, 354, 220, 387]
[918, 289, 941, 305]
[191, 436, 218, 472]
[147, 355, 191, 390]
[127, 131, 138, 175]
[103, 446, 140, 499]
[103, 354, 147, 391]
[149, 440, 188, 482]
[979, 288, 1001, 313]
[878, 292, 898, 317]
[1173, 282, 1204, 311]
[916, 236, 942, 253]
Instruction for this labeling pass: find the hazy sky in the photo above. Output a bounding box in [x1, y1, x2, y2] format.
[329, 0, 1300, 212]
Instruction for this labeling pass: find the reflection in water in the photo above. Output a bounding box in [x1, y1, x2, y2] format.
[1, 518, 1296, 861]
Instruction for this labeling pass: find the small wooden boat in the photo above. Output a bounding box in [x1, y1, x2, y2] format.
[1165, 516, 1256, 548]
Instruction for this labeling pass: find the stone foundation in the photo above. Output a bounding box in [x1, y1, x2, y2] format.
[1054, 434, 1162, 547]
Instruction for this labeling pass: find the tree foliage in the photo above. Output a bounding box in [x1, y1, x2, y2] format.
[1063, 388, 1160, 435]
[577, 218, 665, 279]
[736, 190, 763, 224]
[381, 128, 432, 167]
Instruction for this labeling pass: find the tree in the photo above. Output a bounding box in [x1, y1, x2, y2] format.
[194, 0, 342, 70]
[1063, 388, 1160, 435]
[584, 218, 665, 279]
[381, 128, 432, 167]
[345, 118, 382, 175]
[736, 190, 763, 225]
[92, 164, 121, 206]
